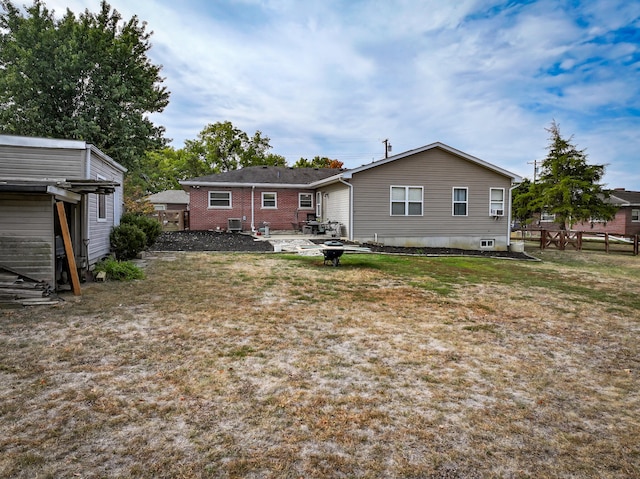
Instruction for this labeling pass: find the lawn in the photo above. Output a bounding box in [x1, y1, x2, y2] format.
[1, 249, 639, 478]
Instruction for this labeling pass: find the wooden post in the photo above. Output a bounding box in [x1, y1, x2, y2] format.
[604, 233, 609, 253]
[634, 235, 639, 256]
[56, 202, 82, 296]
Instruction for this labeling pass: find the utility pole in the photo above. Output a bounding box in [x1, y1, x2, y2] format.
[527, 159, 540, 182]
[382, 139, 392, 159]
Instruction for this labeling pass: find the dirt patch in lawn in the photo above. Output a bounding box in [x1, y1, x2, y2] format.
[1, 251, 639, 478]
[152, 231, 533, 260]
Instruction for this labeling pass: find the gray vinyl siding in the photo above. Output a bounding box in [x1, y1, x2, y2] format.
[351, 148, 513, 249]
[319, 182, 350, 237]
[88, 151, 124, 264]
[0, 146, 85, 179]
[0, 193, 54, 283]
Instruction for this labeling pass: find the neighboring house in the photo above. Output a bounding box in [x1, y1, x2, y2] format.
[527, 189, 640, 236]
[145, 189, 189, 211]
[181, 166, 340, 232]
[574, 189, 640, 236]
[0, 135, 126, 289]
[181, 142, 521, 251]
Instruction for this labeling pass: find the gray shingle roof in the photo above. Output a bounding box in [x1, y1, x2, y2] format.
[609, 189, 640, 206]
[186, 166, 340, 185]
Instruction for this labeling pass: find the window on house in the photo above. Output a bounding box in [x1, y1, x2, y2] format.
[262, 192, 277, 208]
[97, 175, 106, 221]
[209, 191, 231, 208]
[540, 211, 555, 222]
[480, 239, 495, 248]
[299, 193, 313, 209]
[490, 188, 505, 216]
[632, 209, 640, 222]
[452, 188, 468, 216]
[390, 186, 423, 216]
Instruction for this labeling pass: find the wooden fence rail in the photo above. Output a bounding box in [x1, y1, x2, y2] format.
[540, 230, 639, 255]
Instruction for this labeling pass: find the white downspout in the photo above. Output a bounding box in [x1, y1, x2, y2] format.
[339, 178, 354, 241]
[251, 186, 255, 232]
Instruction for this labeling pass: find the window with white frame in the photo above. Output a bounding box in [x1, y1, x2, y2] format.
[97, 175, 106, 221]
[632, 209, 640, 222]
[262, 192, 277, 208]
[299, 193, 313, 209]
[490, 188, 505, 216]
[540, 211, 555, 222]
[209, 191, 231, 208]
[390, 186, 423, 216]
[480, 239, 495, 248]
[452, 187, 468, 216]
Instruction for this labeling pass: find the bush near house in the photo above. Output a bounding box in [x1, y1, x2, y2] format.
[110, 223, 147, 260]
[121, 213, 162, 247]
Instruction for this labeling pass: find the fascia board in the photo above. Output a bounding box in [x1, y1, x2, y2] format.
[180, 181, 321, 189]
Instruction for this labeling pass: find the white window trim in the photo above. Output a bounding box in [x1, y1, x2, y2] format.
[390, 186, 423, 217]
[632, 209, 640, 222]
[208, 191, 232, 209]
[480, 239, 495, 249]
[540, 211, 556, 222]
[489, 188, 505, 216]
[261, 192, 277, 209]
[97, 174, 107, 222]
[299, 193, 313, 209]
[452, 187, 468, 217]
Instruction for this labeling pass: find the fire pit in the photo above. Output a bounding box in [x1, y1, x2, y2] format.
[322, 241, 344, 266]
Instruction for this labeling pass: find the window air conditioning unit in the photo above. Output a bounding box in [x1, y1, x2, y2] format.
[227, 218, 242, 231]
[490, 209, 504, 216]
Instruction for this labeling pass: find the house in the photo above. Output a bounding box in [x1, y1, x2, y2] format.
[181, 142, 521, 251]
[0, 135, 126, 290]
[525, 189, 640, 236]
[574, 189, 640, 236]
[145, 189, 189, 211]
[181, 166, 340, 232]
[145, 189, 190, 231]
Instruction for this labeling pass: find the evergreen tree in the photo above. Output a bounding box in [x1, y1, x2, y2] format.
[531, 121, 616, 230]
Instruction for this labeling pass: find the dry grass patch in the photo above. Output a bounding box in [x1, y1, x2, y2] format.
[1, 250, 639, 478]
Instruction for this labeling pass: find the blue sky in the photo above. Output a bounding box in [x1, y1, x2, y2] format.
[48, 0, 640, 189]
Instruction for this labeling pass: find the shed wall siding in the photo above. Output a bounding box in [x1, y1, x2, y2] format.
[0, 193, 54, 283]
[351, 149, 513, 249]
[87, 153, 125, 264]
[0, 145, 85, 179]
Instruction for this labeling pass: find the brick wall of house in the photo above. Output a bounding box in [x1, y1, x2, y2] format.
[575, 208, 640, 235]
[187, 186, 316, 231]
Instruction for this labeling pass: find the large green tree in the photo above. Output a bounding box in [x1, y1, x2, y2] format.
[0, 0, 169, 170]
[183, 121, 286, 176]
[293, 156, 344, 169]
[531, 121, 616, 230]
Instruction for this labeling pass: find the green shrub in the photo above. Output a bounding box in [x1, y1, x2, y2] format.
[121, 213, 162, 247]
[94, 257, 145, 281]
[110, 223, 147, 260]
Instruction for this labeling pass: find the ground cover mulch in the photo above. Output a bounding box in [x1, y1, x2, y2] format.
[152, 231, 534, 259]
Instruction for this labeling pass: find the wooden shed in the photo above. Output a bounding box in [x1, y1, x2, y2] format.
[0, 135, 126, 291]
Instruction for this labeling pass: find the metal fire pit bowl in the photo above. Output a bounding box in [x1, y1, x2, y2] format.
[322, 241, 344, 266]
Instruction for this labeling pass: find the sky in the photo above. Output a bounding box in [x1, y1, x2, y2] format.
[46, 0, 640, 190]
